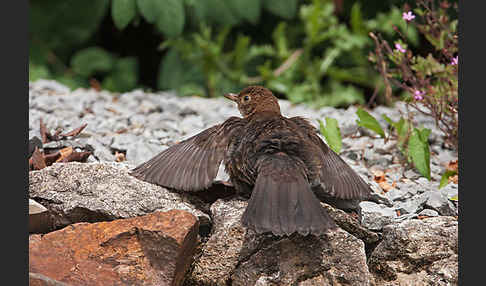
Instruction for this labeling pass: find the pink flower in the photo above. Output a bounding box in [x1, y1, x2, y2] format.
[414, 90, 425, 101]
[395, 43, 406, 53]
[402, 11, 416, 22]
[451, 56, 458, 66]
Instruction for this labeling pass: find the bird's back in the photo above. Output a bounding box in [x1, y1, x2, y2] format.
[224, 112, 322, 192]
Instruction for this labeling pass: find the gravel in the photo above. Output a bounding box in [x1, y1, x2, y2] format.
[28, 79, 459, 229]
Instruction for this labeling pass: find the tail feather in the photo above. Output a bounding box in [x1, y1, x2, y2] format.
[241, 155, 336, 236]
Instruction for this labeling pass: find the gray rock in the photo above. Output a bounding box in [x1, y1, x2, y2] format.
[385, 188, 408, 202]
[440, 183, 458, 201]
[29, 199, 47, 215]
[359, 201, 397, 231]
[418, 209, 439, 217]
[393, 213, 418, 223]
[394, 195, 428, 215]
[404, 169, 421, 179]
[421, 191, 457, 216]
[187, 199, 372, 286]
[29, 162, 210, 233]
[368, 182, 394, 207]
[369, 216, 458, 285]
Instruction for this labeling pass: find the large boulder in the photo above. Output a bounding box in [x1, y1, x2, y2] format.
[29, 162, 210, 233]
[186, 199, 372, 286]
[369, 216, 458, 285]
[29, 210, 199, 286]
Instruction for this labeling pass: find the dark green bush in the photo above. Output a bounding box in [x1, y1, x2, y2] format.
[30, 0, 422, 107]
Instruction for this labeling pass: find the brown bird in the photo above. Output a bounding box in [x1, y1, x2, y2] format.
[130, 86, 372, 236]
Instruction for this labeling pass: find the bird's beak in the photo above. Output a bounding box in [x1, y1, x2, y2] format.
[224, 93, 238, 102]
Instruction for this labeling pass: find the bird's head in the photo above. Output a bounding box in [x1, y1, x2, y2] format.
[224, 86, 281, 118]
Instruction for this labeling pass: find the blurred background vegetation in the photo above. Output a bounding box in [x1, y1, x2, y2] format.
[30, 0, 448, 108]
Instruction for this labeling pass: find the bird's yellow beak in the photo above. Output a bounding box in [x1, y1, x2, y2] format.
[224, 93, 238, 102]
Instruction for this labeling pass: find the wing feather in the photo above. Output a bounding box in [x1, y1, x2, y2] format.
[288, 116, 372, 200]
[130, 117, 244, 191]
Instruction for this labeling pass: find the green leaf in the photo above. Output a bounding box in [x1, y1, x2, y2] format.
[381, 114, 394, 127]
[192, 0, 239, 26]
[137, 0, 185, 37]
[29, 62, 51, 82]
[263, 0, 297, 19]
[112, 0, 137, 30]
[157, 48, 205, 91]
[318, 117, 342, 154]
[70, 47, 114, 77]
[102, 57, 139, 92]
[439, 170, 458, 189]
[136, 0, 158, 23]
[30, 0, 110, 54]
[155, 0, 185, 37]
[408, 127, 431, 180]
[227, 0, 261, 24]
[356, 108, 385, 138]
[350, 2, 366, 35]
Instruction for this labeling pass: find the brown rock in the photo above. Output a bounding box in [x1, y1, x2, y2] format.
[29, 272, 71, 286]
[186, 199, 372, 286]
[369, 216, 458, 285]
[29, 210, 199, 286]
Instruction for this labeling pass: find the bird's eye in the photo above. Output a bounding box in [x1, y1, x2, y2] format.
[243, 95, 250, 101]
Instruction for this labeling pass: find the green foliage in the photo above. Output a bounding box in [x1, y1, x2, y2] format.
[30, 0, 426, 104]
[358, 110, 433, 181]
[370, 0, 458, 147]
[318, 118, 342, 154]
[227, 0, 261, 24]
[439, 170, 458, 189]
[71, 47, 114, 77]
[263, 0, 298, 20]
[30, 0, 110, 54]
[112, 0, 137, 30]
[102, 57, 139, 92]
[356, 108, 385, 138]
[157, 48, 206, 95]
[382, 114, 410, 152]
[408, 127, 431, 180]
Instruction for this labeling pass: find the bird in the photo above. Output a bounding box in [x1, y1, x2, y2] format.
[130, 86, 372, 236]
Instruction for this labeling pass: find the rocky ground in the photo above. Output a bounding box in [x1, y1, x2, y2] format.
[28, 80, 458, 285]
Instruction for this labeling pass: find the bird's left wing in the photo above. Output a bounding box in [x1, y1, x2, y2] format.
[288, 116, 372, 200]
[130, 117, 244, 192]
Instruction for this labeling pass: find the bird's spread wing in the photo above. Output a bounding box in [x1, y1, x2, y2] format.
[289, 117, 372, 200]
[130, 117, 244, 192]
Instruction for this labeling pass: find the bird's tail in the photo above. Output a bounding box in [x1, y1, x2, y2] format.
[241, 154, 336, 236]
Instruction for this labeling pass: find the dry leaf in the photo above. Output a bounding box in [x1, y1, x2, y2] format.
[372, 170, 386, 183]
[115, 151, 126, 162]
[44, 151, 61, 166]
[446, 160, 458, 172]
[61, 123, 88, 138]
[89, 79, 102, 91]
[55, 147, 74, 162]
[449, 174, 458, 184]
[39, 118, 51, 144]
[30, 147, 46, 170]
[63, 151, 92, 162]
[379, 181, 393, 192]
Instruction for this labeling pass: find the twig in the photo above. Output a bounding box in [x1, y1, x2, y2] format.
[246, 49, 303, 84]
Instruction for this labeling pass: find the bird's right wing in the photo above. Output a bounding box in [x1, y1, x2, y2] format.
[130, 117, 244, 192]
